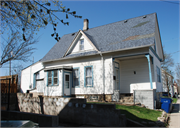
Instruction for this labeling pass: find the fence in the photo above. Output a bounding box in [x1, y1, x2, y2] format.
[1, 75, 18, 110]
[0, 74, 18, 94]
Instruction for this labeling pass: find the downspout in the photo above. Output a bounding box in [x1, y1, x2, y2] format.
[98, 51, 105, 99]
[145, 54, 153, 89]
[29, 65, 32, 89]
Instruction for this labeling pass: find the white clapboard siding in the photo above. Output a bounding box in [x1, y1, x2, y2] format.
[21, 61, 44, 93]
[120, 57, 150, 93]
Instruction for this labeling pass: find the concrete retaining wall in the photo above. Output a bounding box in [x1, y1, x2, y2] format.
[59, 102, 126, 127]
[16, 93, 126, 126]
[134, 89, 155, 109]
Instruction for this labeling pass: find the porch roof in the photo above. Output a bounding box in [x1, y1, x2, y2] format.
[44, 66, 73, 71]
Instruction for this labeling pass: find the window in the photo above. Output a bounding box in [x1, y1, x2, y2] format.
[79, 39, 84, 51]
[65, 74, 70, 88]
[36, 72, 39, 79]
[73, 68, 80, 87]
[47, 70, 59, 86]
[33, 72, 39, 89]
[84, 66, 93, 87]
[157, 66, 161, 82]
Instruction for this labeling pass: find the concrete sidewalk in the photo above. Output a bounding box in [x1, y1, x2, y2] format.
[168, 95, 180, 128]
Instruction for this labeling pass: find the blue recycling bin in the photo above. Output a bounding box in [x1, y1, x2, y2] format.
[160, 97, 172, 113]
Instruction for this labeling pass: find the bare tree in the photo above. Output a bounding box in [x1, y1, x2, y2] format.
[0, 0, 82, 41]
[0, 32, 37, 67]
[161, 51, 174, 97]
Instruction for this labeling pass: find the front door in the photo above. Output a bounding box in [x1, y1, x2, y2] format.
[114, 62, 119, 90]
[115, 69, 119, 90]
[64, 72, 71, 96]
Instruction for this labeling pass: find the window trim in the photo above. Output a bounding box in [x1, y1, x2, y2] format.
[33, 71, 39, 89]
[72, 67, 80, 88]
[156, 66, 161, 83]
[114, 62, 119, 69]
[84, 66, 93, 87]
[47, 70, 59, 86]
[79, 39, 84, 51]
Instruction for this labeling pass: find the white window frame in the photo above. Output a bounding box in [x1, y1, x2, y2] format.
[73, 68, 80, 88]
[84, 66, 93, 87]
[47, 70, 59, 86]
[79, 39, 84, 51]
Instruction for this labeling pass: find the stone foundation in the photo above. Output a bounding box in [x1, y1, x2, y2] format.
[15, 93, 126, 127]
[17, 93, 86, 115]
[74, 94, 112, 102]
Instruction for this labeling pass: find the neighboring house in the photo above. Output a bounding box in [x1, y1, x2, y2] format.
[173, 81, 178, 95]
[161, 69, 174, 97]
[21, 13, 164, 101]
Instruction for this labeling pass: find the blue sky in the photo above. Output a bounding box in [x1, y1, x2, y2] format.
[0, 0, 179, 78]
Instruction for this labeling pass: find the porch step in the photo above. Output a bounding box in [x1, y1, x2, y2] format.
[119, 96, 134, 103]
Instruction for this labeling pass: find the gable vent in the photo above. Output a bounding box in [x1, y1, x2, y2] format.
[124, 20, 128, 23]
[143, 15, 147, 18]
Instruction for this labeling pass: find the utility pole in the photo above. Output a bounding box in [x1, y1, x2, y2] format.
[9, 51, 15, 76]
[9, 60, 11, 76]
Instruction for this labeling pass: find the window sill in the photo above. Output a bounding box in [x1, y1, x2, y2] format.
[85, 85, 93, 88]
[36, 78, 44, 81]
[47, 84, 59, 87]
[72, 86, 80, 88]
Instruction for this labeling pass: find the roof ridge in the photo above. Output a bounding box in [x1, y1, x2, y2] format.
[63, 12, 156, 36]
[85, 12, 156, 31]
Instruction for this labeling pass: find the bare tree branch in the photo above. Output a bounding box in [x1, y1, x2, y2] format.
[0, 0, 82, 41]
[161, 51, 174, 96]
[0, 32, 38, 67]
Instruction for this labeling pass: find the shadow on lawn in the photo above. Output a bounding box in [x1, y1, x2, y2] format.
[120, 109, 158, 127]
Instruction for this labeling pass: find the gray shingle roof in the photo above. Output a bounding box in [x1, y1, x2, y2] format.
[41, 13, 156, 62]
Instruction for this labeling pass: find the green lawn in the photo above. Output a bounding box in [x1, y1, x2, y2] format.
[172, 98, 178, 103]
[162, 96, 178, 103]
[88, 102, 162, 126]
[115, 104, 162, 122]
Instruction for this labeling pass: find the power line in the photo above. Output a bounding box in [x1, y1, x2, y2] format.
[169, 51, 180, 55]
[160, 0, 180, 5]
[163, 37, 180, 42]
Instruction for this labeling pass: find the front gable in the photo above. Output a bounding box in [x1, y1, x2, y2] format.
[64, 30, 98, 57]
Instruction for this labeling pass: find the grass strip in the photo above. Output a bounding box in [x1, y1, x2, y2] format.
[88, 102, 162, 126]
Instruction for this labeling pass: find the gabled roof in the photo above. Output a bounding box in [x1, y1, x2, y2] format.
[63, 30, 99, 57]
[41, 13, 157, 62]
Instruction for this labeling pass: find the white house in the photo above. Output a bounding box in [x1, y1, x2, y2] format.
[21, 13, 164, 101]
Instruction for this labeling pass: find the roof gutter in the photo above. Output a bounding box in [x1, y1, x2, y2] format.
[42, 44, 154, 63]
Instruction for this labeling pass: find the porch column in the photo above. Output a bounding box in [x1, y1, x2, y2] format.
[145, 54, 153, 89]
